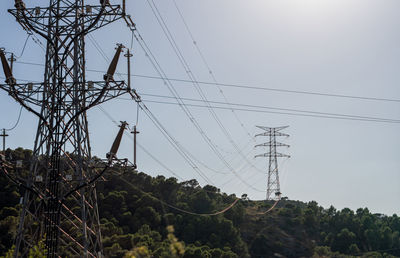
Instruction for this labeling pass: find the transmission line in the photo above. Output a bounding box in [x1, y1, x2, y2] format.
[171, 0, 256, 140]
[86, 34, 218, 186]
[84, 33, 261, 187]
[2, 75, 398, 124]
[4, 74, 393, 124]
[127, 27, 266, 192]
[139, 102, 214, 184]
[4, 106, 23, 131]
[144, 0, 267, 176]
[97, 105, 185, 181]
[97, 103, 265, 195]
[16, 34, 31, 58]
[136, 93, 400, 123]
[140, 99, 400, 124]
[85, 35, 220, 185]
[13, 60, 400, 103]
[118, 171, 240, 217]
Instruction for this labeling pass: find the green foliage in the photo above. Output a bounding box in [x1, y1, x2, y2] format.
[28, 239, 46, 258]
[1, 149, 400, 257]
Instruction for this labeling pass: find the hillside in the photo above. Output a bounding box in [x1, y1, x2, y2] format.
[0, 148, 399, 257]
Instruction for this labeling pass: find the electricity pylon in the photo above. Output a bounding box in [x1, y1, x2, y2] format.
[0, 0, 136, 256]
[255, 126, 290, 201]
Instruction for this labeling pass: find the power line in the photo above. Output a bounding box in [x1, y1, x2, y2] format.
[144, 0, 267, 177]
[86, 34, 220, 185]
[16, 34, 31, 58]
[98, 101, 267, 195]
[2, 75, 398, 124]
[129, 74, 400, 103]
[4, 106, 23, 131]
[86, 33, 215, 186]
[97, 105, 185, 181]
[129, 28, 266, 192]
[139, 102, 214, 184]
[87, 31, 267, 192]
[132, 93, 400, 123]
[138, 99, 400, 124]
[172, 0, 255, 140]
[86, 33, 264, 190]
[3, 18, 270, 196]
[13, 60, 400, 103]
[118, 171, 240, 217]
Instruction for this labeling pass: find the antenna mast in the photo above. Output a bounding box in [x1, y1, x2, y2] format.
[255, 126, 290, 200]
[0, 0, 136, 256]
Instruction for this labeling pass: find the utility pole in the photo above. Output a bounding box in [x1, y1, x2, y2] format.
[255, 126, 290, 201]
[131, 125, 139, 169]
[0, 129, 8, 153]
[0, 0, 137, 257]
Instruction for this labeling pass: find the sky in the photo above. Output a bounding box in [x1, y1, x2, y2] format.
[0, 0, 399, 215]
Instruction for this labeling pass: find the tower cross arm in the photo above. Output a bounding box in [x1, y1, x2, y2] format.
[256, 125, 289, 132]
[0, 80, 129, 108]
[254, 152, 291, 158]
[8, 2, 126, 37]
[255, 142, 290, 148]
[255, 131, 289, 137]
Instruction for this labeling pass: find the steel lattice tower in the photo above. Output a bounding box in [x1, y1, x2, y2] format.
[255, 126, 290, 200]
[0, 0, 133, 256]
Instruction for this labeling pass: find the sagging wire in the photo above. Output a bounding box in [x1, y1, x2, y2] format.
[88, 32, 199, 181]
[147, 0, 266, 175]
[118, 2, 269, 191]
[96, 103, 251, 196]
[172, 0, 255, 141]
[118, 171, 240, 217]
[137, 101, 213, 184]
[0, 49, 50, 130]
[0, 158, 43, 202]
[86, 31, 218, 185]
[16, 34, 31, 58]
[255, 199, 280, 215]
[5, 106, 23, 131]
[130, 28, 266, 192]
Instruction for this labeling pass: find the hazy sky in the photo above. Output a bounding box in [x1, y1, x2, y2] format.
[0, 0, 399, 215]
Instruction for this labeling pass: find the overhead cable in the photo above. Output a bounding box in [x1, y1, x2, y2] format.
[13, 60, 400, 103]
[97, 106, 185, 181]
[2, 75, 398, 124]
[132, 8, 266, 191]
[134, 93, 400, 123]
[148, 0, 280, 174]
[172, 0, 255, 140]
[5, 106, 23, 131]
[85, 34, 221, 185]
[141, 99, 400, 124]
[118, 172, 240, 217]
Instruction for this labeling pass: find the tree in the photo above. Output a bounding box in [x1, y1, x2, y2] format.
[331, 228, 356, 254]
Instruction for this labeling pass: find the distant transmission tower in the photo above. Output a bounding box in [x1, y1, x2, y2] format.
[255, 126, 290, 200]
[0, 0, 137, 256]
